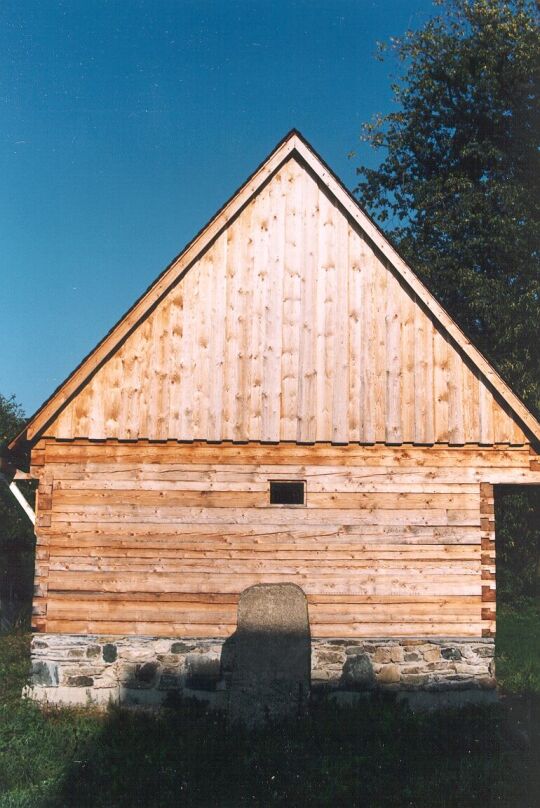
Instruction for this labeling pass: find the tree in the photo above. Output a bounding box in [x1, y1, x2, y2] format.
[355, 0, 540, 415]
[0, 393, 35, 627]
[354, 0, 540, 602]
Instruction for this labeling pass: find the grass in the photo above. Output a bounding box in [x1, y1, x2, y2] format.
[0, 603, 539, 808]
[496, 599, 540, 694]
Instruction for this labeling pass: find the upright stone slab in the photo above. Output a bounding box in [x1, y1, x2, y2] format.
[228, 583, 310, 725]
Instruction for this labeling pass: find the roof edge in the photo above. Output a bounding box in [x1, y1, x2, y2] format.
[10, 128, 540, 449]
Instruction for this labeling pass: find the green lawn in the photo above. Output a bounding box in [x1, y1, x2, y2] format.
[1, 603, 539, 808]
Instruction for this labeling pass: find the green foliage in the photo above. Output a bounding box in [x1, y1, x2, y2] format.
[495, 488, 540, 601]
[355, 0, 540, 415]
[0, 395, 25, 453]
[0, 628, 538, 808]
[496, 599, 540, 693]
[0, 394, 34, 627]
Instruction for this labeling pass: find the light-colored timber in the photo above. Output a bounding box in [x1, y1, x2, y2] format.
[9, 133, 540, 447]
[6, 131, 540, 652]
[20, 440, 534, 637]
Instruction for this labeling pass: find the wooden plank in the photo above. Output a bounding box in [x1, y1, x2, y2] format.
[297, 169, 319, 442]
[347, 225, 363, 442]
[261, 167, 285, 441]
[433, 327, 449, 443]
[42, 440, 532, 466]
[206, 233, 227, 441]
[479, 376, 494, 445]
[331, 200, 349, 443]
[191, 244, 212, 440]
[400, 283, 416, 443]
[359, 235, 375, 442]
[318, 185, 336, 442]
[447, 338, 465, 445]
[234, 195, 254, 441]
[43, 619, 485, 638]
[50, 506, 480, 526]
[281, 158, 303, 440]
[373, 255, 387, 442]
[385, 268, 402, 444]
[167, 286, 184, 439]
[48, 543, 481, 560]
[48, 571, 482, 596]
[54, 478, 481, 494]
[52, 488, 480, 510]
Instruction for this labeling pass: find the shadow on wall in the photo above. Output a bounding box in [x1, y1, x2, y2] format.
[224, 583, 311, 726]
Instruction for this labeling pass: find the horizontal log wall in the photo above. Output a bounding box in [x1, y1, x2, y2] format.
[31, 441, 535, 639]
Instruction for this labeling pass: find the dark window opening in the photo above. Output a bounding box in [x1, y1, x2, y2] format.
[269, 480, 306, 505]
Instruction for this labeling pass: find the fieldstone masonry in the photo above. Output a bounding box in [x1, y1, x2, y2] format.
[25, 633, 496, 709]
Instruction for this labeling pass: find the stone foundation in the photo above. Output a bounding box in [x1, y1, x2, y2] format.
[25, 634, 496, 708]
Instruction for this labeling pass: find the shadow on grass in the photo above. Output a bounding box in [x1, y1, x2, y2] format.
[2, 633, 539, 808]
[31, 692, 538, 808]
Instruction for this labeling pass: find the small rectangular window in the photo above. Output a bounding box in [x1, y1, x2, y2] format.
[269, 480, 306, 505]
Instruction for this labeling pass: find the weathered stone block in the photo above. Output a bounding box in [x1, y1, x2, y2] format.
[67, 675, 94, 687]
[30, 661, 58, 687]
[423, 647, 441, 663]
[102, 644, 117, 663]
[341, 654, 375, 690]
[377, 664, 400, 684]
[185, 655, 220, 691]
[373, 647, 393, 664]
[133, 662, 158, 687]
[441, 647, 462, 661]
[171, 642, 191, 654]
[158, 673, 181, 690]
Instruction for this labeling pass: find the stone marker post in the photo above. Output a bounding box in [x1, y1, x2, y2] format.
[228, 583, 310, 726]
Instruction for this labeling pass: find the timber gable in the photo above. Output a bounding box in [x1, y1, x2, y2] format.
[10, 130, 540, 448]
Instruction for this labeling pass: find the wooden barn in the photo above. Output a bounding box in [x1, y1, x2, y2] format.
[5, 130, 540, 706]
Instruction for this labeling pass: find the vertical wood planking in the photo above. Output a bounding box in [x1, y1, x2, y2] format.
[261, 169, 286, 441]
[281, 160, 304, 440]
[126, 321, 148, 440]
[373, 257, 388, 442]
[447, 338, 465, 445]
[414, 298, 427, 443]
[297, 170, 319, 442]
[167, 285, 184, 439]
[54, 400, 73, 440]
[222, 215, 243, 439]
[154, 297, 171, 440]
[320, 189, 337, 443]
[332, 202, 350, 443]
[207, 235, 227, 441]
[235, 198, 254, 441]
[192, 248, 212, 439]
[385, 269, 402, 444]
[360, 236, 376, 443]
[248, 186, 267, 439]
[462, 361, 480, 442]
[87, 364, 105, 440]
[40, 156, 533, 449]
[400, 284, 416, 444]
[433, 327, 449, 443]
[177, 263, 195, 440]
[347, 226, 364, 443]
[479, 377, 494, 446]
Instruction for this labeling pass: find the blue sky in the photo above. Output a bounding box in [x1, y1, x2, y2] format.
[1, 0, 436, 416]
